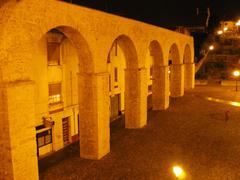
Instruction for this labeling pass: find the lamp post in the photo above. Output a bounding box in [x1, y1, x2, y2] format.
[233, 70, 240, 91]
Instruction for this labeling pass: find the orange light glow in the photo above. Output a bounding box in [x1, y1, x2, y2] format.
[233, 70, 240, 77]
[217, 30, 223, 35]
[172, 166, 186, 179]
[209, 45, 214, 50]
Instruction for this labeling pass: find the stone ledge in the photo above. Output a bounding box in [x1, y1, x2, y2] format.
[0, 80, 35, 88]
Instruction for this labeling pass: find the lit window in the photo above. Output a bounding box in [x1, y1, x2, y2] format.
[47, 42, 60, 65]
[49, 83, 61, 104]
[37, 136, 45, 147]
[36, 129, 52, 148]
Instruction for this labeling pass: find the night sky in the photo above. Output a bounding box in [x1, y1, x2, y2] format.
[66, 0, 239, 29]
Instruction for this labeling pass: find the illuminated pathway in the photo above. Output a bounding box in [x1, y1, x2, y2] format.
[205, 97, 240, 107]
[40, 85, 240, 179]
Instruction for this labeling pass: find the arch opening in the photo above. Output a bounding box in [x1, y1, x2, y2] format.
[168, 43, 184, 98]
[183, 44, 194, 90]
[183, 44, 192, 64]
[107, 35, 140, 131]
[34, 26, 95, 172]
[146, 40, 164, 111]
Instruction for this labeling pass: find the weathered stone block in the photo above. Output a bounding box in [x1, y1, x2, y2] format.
[170, 64, 184, 97]
[78, 72, 110, 159]
[0, 81, 38, 180]
[184, 63, 195, 90]
[152, 65, 169, 110]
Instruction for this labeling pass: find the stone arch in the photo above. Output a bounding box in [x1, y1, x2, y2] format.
[111, 35, 138, 68]
[149, 40, 164, 66]
[147, 40, 168, 110]
[168, 43, 184, 97]
[169, 43, 181, 65]
[38, 26, 108, 160]
[183, 44, 195, 90]
[42, 26, 94, 73]
[107, 34, 146, 128]
[183, 44, 192, 64]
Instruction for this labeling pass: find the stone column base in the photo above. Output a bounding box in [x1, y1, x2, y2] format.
[78, 72, 110, 160]
[125, 68, 147, 128]
[185, 63, 195, 90]
[152, 65, 169, 110]
[170, 64, 184, 97]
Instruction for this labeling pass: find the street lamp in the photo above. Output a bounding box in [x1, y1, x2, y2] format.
[217, 30, 223, 35]
[209, 45, 214, 51]
[236, 20, 240, 26]
[236, 20, 240, 32]
[223, 27, 228, 31]
[233, 70, 240, 91]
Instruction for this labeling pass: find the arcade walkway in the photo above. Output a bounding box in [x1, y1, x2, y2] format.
[40, 85, 240, 179]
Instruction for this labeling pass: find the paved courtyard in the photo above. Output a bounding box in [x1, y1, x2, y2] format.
[40, 85, 240, 180]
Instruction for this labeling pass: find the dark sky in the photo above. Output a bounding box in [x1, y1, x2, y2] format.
[67, 0, 239, 29]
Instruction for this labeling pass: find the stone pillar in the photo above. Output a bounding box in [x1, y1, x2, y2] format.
[125, 68, 147, 128]
[170, 64, 184, 97]
[184, 63, 195, 90]
[152, 65, 169, 110]
[78, 72, 110, 160]
[138, 68, 148, 127]
[0, 81, 38, 180]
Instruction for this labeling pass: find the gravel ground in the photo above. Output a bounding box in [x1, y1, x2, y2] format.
[40, 85, 240, 180]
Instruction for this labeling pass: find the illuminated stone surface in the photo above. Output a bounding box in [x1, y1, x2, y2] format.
[0, 0, 194, 179]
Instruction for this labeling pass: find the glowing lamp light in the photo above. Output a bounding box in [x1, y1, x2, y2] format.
[217, 30, 223, 35]
[168, 70, 171, 74]
[209, 45, 214, 50]
[173, 166, 185, 179]
[236, 20, 240, 26]
[233, 70, 240, 91]
[233, 70, 240, 77]
[223, 27, 228, 31]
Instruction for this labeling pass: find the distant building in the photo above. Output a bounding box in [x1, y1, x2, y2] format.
[220, 21, 238, 31]
[196, 19, 240, 79]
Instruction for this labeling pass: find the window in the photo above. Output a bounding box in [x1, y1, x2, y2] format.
[49, 83, 61, 104]
[36, 129, 52, 148]
[47, 42, 60, 65]
[114, 68, 118, 82]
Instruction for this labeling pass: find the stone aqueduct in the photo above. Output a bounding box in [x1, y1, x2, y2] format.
[0, 0, 195, 179]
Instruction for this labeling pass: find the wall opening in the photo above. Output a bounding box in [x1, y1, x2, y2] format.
[168, 43, 183, 99]
[183, 44, 192, 90]
[36, 26, 93, 173]
[147, 40, 164, 111]
[107, 35, 139, 134]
